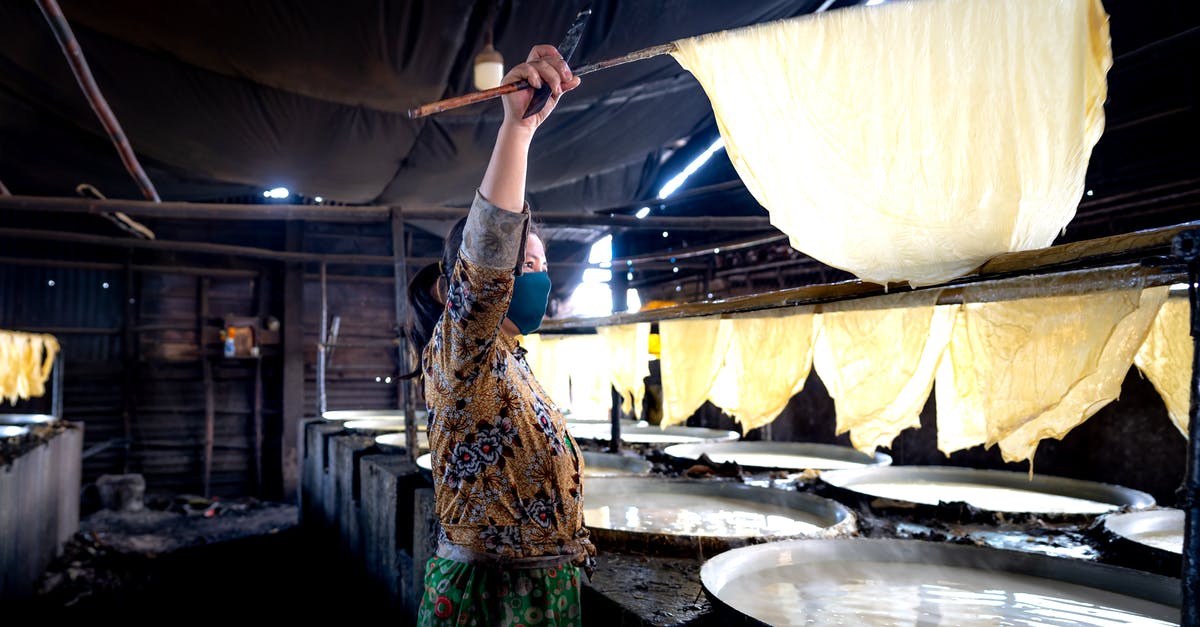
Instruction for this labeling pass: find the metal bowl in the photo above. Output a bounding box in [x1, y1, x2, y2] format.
[416, 452, 434, 482]
[818, 465, 1155, 516]
[414, 450, 650, 483]
[1103, 508, 1183, 555]
[568, 421, 739, 445]
[580, 451, 653, 477]
[1097, 508, 1184, 579]
[372, 432, 430, 452]
[581, 476, 856, 557]
[0, 425, 30, 438]
[560, 409, 615, 422]
[701, 538, 1181, 626]
[321, 409, 427, 422]
[663, 441, 891, 472]
[0, 413, 57, 426]
[341, 419, 427, 432]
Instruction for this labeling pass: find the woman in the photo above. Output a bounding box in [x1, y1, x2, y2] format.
[407, 44, 593, 627]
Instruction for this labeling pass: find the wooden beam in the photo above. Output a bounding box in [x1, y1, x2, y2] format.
[0, 255, 260, 278]
[612, 233, 787, 265]
[0, 193, 771, 229]
[0, 226, 395, 265]
[0, 194, 392, 222]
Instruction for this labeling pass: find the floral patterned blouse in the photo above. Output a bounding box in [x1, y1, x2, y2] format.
[423, 191, 595, 570]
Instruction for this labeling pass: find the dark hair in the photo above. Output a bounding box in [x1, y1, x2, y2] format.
[400, 214, 544, 378]
[401, 217, 467, 378]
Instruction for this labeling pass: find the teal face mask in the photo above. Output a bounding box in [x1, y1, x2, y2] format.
[506, 271, 551, 335]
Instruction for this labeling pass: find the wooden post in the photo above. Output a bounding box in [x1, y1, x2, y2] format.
[392, 208, 418, 461]
[121, 250, 136, 472]
[281, 222, 306, 502]
[1172, 229, 1200, 627]
[318, 261, 328, 419]
[199, 277, 214, 497]
[253, 270, 266, 497]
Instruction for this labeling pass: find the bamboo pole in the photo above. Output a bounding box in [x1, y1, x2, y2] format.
[36, 0, 161, 202]
[407, 42, 679, 118]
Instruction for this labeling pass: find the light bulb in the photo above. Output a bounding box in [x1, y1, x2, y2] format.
[474, 44, 504, 91]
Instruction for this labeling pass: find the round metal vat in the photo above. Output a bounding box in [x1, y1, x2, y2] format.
[581, 476, 856, 557]
[701, 538, 1180, 626]
[321, 409, 427, 422]
[568, 421, 739, 445]
[580, 451, 653, 477]
[372, 432, 430, 452]
[663, 441, 891, 472]
[0, 413, 57, 426]
[819, 465, 1155, 516]
[0, 425, 30, 438]
[1097, 508, 1183, 579]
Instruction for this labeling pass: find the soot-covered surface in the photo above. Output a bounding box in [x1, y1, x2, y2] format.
[10, 496, 390, 620]
[574, 448, 1156, 626]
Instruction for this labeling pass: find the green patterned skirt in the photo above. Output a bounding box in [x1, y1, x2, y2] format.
[417, 555, 582, 626]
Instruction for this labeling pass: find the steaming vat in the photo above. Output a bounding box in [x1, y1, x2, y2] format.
[341, 419, 427, 433]
[663, 441, 891, 472]
[568, 421, 739, 445]
[0, 413, 57, 426]
[414, 450, 652, 482]
[371, 432, 430, 452]
[1104, 508, 1183, 555]
[321, 409, 427, 422]
[1098, 508, 1183, 579]
[0, 425, 30, 438]
[701, 538, 1180, 626]
[819, 465, 1154, 516]
[581, 477, 855, 556]
[580, 451, 653, 477]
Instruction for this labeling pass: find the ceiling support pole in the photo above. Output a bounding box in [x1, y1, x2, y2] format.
[36, 0, 161, 202]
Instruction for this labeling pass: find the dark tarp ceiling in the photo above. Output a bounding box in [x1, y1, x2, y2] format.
[2, 0, 1198, 302]
[0, 0, 827, 211]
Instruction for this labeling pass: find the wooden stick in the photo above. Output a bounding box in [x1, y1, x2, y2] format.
[36, 0, 161, 202]
[407, 42, 678, 119]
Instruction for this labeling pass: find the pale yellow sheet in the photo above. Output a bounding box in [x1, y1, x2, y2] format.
[935, 278, 1168, 462]
[1134, 297, 1192, 437]
[0, 330, 59, 405]
[671, 0, 1111, 286]
[519, 334, 572, 412]
[708, 308, 815, 433]
[812, 291, 953, 454]
[560, 334, 615, 418]
[659, 316, 732, 427]
[597, 323, 651, 418]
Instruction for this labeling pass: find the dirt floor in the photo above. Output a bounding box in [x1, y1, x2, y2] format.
[8, 496, 392, 620]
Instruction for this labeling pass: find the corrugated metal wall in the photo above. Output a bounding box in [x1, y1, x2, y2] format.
[1, 217, 415, 501]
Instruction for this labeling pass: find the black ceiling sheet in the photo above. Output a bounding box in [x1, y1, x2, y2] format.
[0, 0, 820, 210]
